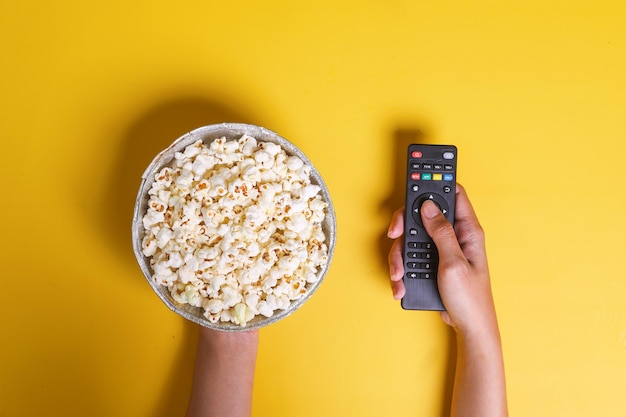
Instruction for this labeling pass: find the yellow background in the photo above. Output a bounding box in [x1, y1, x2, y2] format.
[1, 1, 625, 416]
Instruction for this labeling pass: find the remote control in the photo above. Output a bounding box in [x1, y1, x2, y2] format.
[401, 144, 457, 311]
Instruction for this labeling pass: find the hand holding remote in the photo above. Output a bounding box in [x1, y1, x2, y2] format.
[388, 184, 498, 336]
[388, 184, 508, 417]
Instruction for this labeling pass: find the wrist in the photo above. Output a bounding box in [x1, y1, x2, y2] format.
[455, 320, 502, 352]
[199, 327, 259, 353]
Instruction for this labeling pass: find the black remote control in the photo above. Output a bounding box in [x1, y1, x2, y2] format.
[401, 144, 457, 311]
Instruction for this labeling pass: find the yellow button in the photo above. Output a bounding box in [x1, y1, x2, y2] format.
[433, 173, 442, 181]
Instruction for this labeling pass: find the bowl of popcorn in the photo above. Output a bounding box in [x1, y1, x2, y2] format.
[132, 123, 336, 331]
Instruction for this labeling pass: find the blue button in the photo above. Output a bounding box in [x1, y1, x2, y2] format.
[443, 174, 454, 181]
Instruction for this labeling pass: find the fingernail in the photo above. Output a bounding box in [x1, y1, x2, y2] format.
[421, 200, 440, 219]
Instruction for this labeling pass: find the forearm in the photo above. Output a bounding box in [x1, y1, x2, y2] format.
[451, 328, 508, 417]
[186, 328, 259, 417]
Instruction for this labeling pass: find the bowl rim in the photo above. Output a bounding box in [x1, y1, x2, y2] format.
[132, 123, 336, 331]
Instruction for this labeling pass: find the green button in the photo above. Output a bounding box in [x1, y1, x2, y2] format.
[421, 173, 432, 180]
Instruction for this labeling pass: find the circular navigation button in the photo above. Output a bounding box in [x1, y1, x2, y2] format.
[411, 193, 451, 227]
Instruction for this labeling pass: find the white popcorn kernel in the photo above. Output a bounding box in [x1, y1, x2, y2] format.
[155, 268, 177, 286]
[288, 280, 306, 299]
[296, 165, 311, 178]
[239, 135, 257, 155]
[277, 295, 290, 310]
[184, 284, 202, 307]
[178, 264, 195, 284]
[262, 275, 278, 293]
[191, 158, 209, 177]
[222, 285, 242, 308]
[156, 189, 171, 203]
[203, 311, 221, 323]
[257, 301, 274, 318]
[167, 251, 184, 269]
[222, 139, 237, 153]
[278, 256, 299, 275]
[273, 280, 290, 297]
[254, 150, 273, 169]
[171, 286, 185, 304]
[286, 156, 304, 171]
[245, 293, 260, 311]
[156, 228, 173, 249]
[209, 274, 226, 292]
[210, 137, 226, 152]
[142, 236, 157, 257]
[260, 142, 281, 156]
[143, 209, 165, 229]
[154, 167, 174, 187]
[175, 169, 194, 189]
[209, 174, 228, 195]
[205, 298, 224, 314]
[241, 163, 261, 183]
[265, 294, 277, 310]
[183, 140, 203, 158]
[286, 212, 307, 233]
[259, 169, 278, 183]
[220, 308, 232, 322]
[300, 184, 321, 200]
[304, 269, 318, 284]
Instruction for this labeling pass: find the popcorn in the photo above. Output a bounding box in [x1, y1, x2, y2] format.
[141, 135, 329, 326]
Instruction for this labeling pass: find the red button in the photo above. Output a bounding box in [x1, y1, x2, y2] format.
[411, 151, 423, 158]
[411, 172, 421, 180]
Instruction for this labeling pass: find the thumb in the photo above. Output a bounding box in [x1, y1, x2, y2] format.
[420, 200, 463, 260]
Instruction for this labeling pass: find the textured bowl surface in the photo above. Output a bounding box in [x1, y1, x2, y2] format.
[132, 123, 336, 331]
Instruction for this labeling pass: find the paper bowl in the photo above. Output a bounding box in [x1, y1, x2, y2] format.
[132, 123, 336, 331]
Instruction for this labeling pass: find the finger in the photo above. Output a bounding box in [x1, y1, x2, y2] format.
[391, 278, 406, 300]
[453, 184, 487, 268]
[453, 184, 481, 233]
[388, 234, 406, 299]
[388, 237, 405, 282]
[420, 199, 465, 262]
[387, 206, 405, 239]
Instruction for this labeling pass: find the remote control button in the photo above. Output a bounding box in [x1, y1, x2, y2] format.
[407, 252, 433, 260]
[408, 242, 418, 248]
[411, 193, 451, 226]
[412, 184, 419, 192]
[411, 172, 421, 180]
[433, 173, 442, 181]
[409, 228, 418, 236]
[406, 271, 435, 279]
[444, 164, 454, 171]
[443, 185, 452, 193]
[443, 173, 454, 181]
[411, 162, 421, 170]
[423, 163, 433, 170]
[443, 152, 455, 159]
[421, 242, 433, 249]
[421, 173, 432, 180]
[411, 151, 423, 158]
[434, 163, 443, 170]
